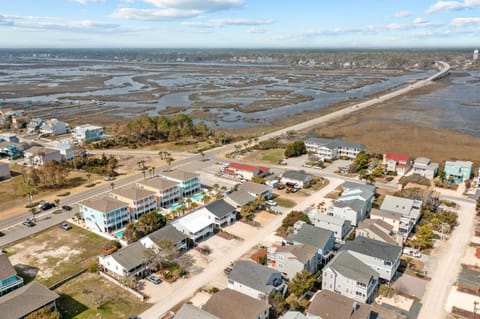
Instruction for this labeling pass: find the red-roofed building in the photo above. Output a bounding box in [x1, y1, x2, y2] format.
[383, 153, 411, 176]
[226, 162, 271, 180]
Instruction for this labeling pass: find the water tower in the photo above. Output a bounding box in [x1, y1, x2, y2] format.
[474, 49, 479, 63]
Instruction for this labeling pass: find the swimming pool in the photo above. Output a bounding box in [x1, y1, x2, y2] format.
[117, 230, 124, 238]
[171, 203, 185, 211]
[193, 193, 204, 201]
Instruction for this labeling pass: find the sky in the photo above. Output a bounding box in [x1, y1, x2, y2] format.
[0, 0, 479, 48]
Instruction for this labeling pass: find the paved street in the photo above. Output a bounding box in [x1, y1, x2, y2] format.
[418, 198, 476, 319]
[139, 177, 344, 319]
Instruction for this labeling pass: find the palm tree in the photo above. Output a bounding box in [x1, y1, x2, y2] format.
[86, 173, 92, 186]
[110, 182, 115, 191]
[166, 157, 174, 169]
[29, 207, 37, 222]
[54, 199, 60, 208]
[142, 170, 147, 180]
[149, 167, 155, 178]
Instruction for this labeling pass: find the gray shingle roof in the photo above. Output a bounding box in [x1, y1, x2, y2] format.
[226, 190, 256, 207]
[202, 289, 270, 319]
[79, 196, 128, 214]
[276, 244, 317, 264]
[228, 260, 281, 295]
[334, 199, 365, 213]
[0, 253, 17, 280]
[111, 186, 155, 201]
[282, 170, 311, 182]
[238, 182, 270, 195]
[343, 236, 402, 263]
[160, 170, 199, 181]
[146, 225, 187, 246]
[380, 195, 416, 216]
[137, 177, 178, 191]
[342, 181, 375, 201]
[0, 281, 59, 319]
[287, 224, 333, 250]
[306, 137, 366, 151]
[175, 304, 221, 319]
[327, 250, 379, 285]
[307, 290, 371, 319]
[110, 241, 149, 272]
[206, 199, 236, 218]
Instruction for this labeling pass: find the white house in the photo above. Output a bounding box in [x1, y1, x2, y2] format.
[281, 170, 313, 188]
[110, 186, 157, 220]
[357, 219, 399, 246]
[140, 224, 189, 251]
[23, 146, 62, 167]
[383, 153, 411, 176]
[158, 170, 201, 197]
[45, 140, 74, 161]
[412, 157, 438, 180]
[72, 124, 104, 142]
[227, 260, 286, 301]
[380, 195, 422, 224]
[322, 250, 379, 303]
[171, 208, 215, 242]
[40, 118, 69, 136]
[305, 137, 366, 161]
[0, 162, 11, 180]
[80, 196, 130, 233]
[225, 162, 271, 180]
[343, 236, 402, 282]
[327, 200, 366, 227]
[204, 199, 237, 228]
[370, 208, 414, 239]
[307, 211, 352, 242]
[98, 241, 149, 278]
[136, 177, 181, 208]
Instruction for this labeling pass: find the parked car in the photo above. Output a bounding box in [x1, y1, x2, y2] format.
[403, 247, 422, 258]
[23, 219, 35, 227]
[58, 222, 72, 231]
[61, 205, 72, 211]
[146, 274, 162, 285]
[224, 267, 233, 275]
[0, 231, 4, 237]
[39, 202, 55, 211]
[266, 200, 277, 206]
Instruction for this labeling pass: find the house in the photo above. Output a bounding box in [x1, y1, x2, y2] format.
[322, 250, 379, 303]
[273, 244, 318, 279]
[227, 260, 286, 301]
[140, 224, 189, 251]
[225, 162, 271, 180]
[307, 290, 405, 319]
[286, 222, 335, 264]
[0, 281, 59, 319]
[110, 186, 157, 220]
[72, 124, 104, 142]
[280, 312, 320, 319]
[137, 177, 181, 208]
[202, 289, 270, 319]
[327, 200, 367, 227]
[380, 195, 422, 224]
[27, 118, 44, 133]
[23, 146, 62, 167]
[204, 199, 237, 228]
[0, 253, 24, 296]
[383, 153, 411, 176]
[11, 114, 29, 130]
[357, 219, 400, 246]
[158, 170, 201, 197]
[80, 196, 130, 233]
[370, 208, 413, 239]
[339, 182, 375, 211]
[0, 162, 11, 181]
[281, 170, 313, 188]
[457, 264, 480, 295]
[40, 118, 69, 136]
[0, 142, 25, 158]
[305, 137, 366, 161]
[224, 189, 256, 209]
[412, 157, 439, 179]
[98, 241, 150, 278]
[307, 211, 352, 242]
[45, 140, 74, 161]
[238, 182, 272, 199]
[0, 133, 18, 143]
[445, 160, 473, 184]
[175, 304, 220, 319]
[171, 208, 215, 242]
[342, 236, 402, 281]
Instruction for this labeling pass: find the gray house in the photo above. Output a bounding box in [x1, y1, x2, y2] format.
[380, 195, 422, 224]
[280, 170, 313, 188]
[225, 189, 255, 209]
[98, 241, 150, 278]
[140, 224, 189, 251]
[342, 236, 402, 281]
[322, 250, 379, 303]
[307, 212, 352, 242]
[202, 289, 270, 319]
[357, 219, 399, 246]
[205, 199, 237, 228]
[286, 222, 335, 264]
[412, 157, 439, 179]
[305, 137, 366, 161]
[175, 304, 220, 319]
[273, 244, 318, 279]
[227, 260, 286, 301]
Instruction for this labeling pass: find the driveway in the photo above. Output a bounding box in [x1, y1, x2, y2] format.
[139, 177, 344, 319]
[392, 273, 428, 299]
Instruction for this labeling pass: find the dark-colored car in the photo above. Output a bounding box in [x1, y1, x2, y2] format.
[40, 202, 55, 211]
[61, 205, 72, 211]
[146, 274, 162, 285]
[58, 222, 72, 231]
[224, 267, 233, 275]
[23, 219, 35, 227]
[0, 231, 5, 237]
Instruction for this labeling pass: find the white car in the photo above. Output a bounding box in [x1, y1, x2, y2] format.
[266, 200, 277, 206]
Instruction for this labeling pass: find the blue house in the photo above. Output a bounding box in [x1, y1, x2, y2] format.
[286, 222, 335, 265]
[0, 253, 24, 296]
[444, 160, 473, 184]
[79, 196, 130, 233]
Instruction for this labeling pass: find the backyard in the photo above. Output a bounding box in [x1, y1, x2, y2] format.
[6, 224, 110, 287]
[243, 148, 285, 164]
[55, 272, 151, 319]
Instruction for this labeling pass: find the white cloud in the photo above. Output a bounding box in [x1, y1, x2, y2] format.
[144, 0, 243, 12]
[73, 0, 106, 3]
[413, 17, 428, 24]
[248, 27, 268, 33]
[394, 11, 411, 18]
[183, 18, 273, 28]
[111, 8, 200, 20]
[451, 17, 480, 26]
[426, 0, 480, 13]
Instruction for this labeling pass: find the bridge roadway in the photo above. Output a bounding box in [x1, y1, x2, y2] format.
[0, 61, 451, 246]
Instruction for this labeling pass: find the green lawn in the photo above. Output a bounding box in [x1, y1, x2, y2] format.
[7, 225, 110, 287]
[56, 273, 151, 319]
[260, 149, 285, 164]
[274, 197, 296, 208]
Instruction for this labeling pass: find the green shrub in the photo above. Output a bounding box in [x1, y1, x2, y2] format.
[87, 262, 98, 273]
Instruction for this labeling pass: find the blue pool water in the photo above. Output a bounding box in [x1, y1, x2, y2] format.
[117, 230, 124, 238]
[172, 203, 185, 211]
[193, 193, 204, 201]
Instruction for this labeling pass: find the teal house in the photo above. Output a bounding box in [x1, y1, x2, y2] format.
[444, 160, 473, 184]
[0, 253, 24, 296]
